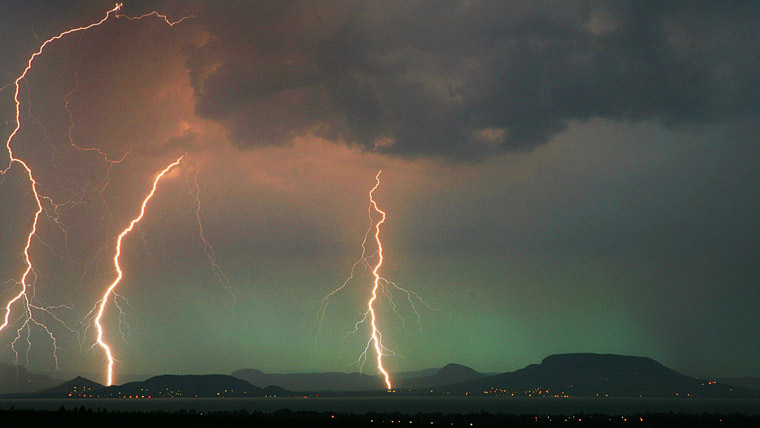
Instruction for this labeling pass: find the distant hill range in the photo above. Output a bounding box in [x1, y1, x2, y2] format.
[425, 354, 760, 398]
[233, 355, 759, 398]
[5, 374, 290, 399]
[3, 353, 759, 398]
[230, 363, 483, 392]
[397, 363, 487, 389]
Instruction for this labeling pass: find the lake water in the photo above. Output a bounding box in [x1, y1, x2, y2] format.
[1, 397, 759, 415]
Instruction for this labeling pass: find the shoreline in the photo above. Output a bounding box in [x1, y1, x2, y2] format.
[2, 396, 759, 416]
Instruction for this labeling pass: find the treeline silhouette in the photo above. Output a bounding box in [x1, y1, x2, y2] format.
[1, 407, 759, 428]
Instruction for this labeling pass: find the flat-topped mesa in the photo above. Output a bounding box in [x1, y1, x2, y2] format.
[539, 353, 678, 377]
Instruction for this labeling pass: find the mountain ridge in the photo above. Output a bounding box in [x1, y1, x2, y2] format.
[4, 353, 759, 398]
[231, 363, 486, 392]
[3, 374, 290, 398]
[425, 353, 759, 398]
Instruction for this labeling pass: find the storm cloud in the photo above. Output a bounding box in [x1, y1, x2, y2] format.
[185, 1, 760, 159]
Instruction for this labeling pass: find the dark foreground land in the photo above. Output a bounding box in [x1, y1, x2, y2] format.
[1, 407, 759, 428]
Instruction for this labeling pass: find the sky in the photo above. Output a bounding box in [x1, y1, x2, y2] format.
[0, 1, 758, 384]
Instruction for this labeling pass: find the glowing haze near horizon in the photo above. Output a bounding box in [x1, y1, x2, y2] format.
[1, 1, 759, 383]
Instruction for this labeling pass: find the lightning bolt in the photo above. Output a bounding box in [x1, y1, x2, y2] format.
[366, 171, 392, 389]
[191, 168, 235, 300]
[1, 3, 193, 380]
[92, 155, 184, 386]
[318, 171, 432, 391]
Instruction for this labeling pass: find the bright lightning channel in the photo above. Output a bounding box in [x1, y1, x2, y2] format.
[93, 155, 184, 387]
[367, 171, 392, 389]
[318, 171, 432, 391]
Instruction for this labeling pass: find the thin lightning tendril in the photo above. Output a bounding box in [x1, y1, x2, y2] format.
[112, 292, 132, 344]
[191, 168, 235, 300]
[316, 226, 374, 343]
[117, 10, 195, 27]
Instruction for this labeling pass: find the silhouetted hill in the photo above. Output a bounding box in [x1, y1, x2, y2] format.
[394, 367, 440, 380]
[397, 363, 486, 389]
[33, 376, 104, 398]
[232, 369, 385, 392]
[231, 366, 468, 392]
[430, 353, 760, 398]
[0, 363, 58, 394]
[438, 363, 481, 378]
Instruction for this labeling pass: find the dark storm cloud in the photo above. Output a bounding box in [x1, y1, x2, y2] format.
[185, 1, 760, 159]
